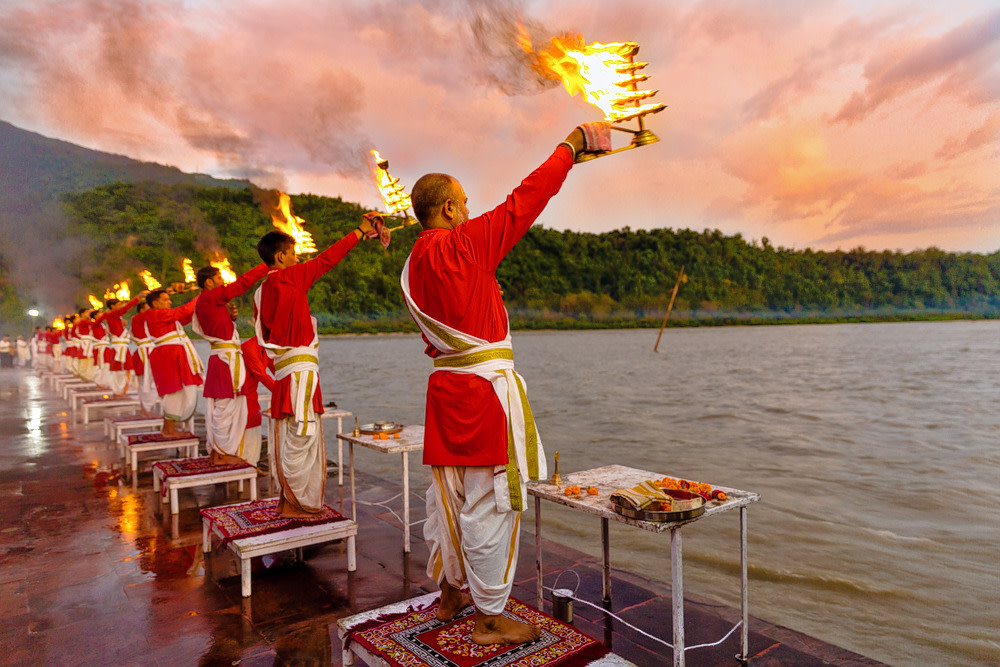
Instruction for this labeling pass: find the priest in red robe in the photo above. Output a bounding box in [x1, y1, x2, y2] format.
[145, 289, 203, 435]
[253, 217, 376, 518]
[193, 263, 268, 465]
[401, 125, 604, 645]
[94, 295, 144, 395]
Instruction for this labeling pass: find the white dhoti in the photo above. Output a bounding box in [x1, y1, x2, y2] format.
[77, 356, 96, 381]
[91, 341, 108, 387]
[161, 385, 198, 422]
[106, 368, 130, 395]
[205, 396, 250, 458]
[134, 341, 157, 412]
[272, 414, 325, 511]
[241, 425, 262, 467]
[425, 465, 521, 616]
[106, 338, 131, 394]
[253, 285, 325, 513]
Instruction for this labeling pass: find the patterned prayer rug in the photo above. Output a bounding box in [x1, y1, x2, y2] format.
[127, 431, 197, 444]
[346, 597, 610, 667]
[201, 498, 348, 547]
[152, 457, 253, 496]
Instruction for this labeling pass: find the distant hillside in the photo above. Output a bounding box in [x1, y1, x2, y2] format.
[0, 120, 248, 322]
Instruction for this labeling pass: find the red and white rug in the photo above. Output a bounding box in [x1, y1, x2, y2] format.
[201, 498, 348, 547]
[152, 457, 254, 496]
[345, 596, 610, 667]
[127, 430, 197, 444]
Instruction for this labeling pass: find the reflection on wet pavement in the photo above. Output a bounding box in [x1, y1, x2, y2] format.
[0, 369, 880, 666]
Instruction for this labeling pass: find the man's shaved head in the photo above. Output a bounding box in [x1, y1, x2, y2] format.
[411, 173, 458, 228]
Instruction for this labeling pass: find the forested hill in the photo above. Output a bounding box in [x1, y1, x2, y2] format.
[57, 181, 1000, 333]
[0, 120, 246, 325]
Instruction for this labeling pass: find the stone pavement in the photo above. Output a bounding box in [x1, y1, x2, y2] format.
[0, 368, 882, 666]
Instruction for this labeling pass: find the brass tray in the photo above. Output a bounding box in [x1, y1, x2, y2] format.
[610, 489, 705, 523]
[357, 421, 404, 436]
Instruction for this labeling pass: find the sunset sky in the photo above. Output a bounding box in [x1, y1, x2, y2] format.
[1, 0, 997, 253]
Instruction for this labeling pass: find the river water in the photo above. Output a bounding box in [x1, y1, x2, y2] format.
[255, 320, 997, 665]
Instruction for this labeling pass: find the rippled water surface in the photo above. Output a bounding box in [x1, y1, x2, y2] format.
[251, 320, 998, 665]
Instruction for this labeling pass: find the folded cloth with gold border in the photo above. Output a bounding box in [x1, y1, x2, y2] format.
[610, 480, 671, 510]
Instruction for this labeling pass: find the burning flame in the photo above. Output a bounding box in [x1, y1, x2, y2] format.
[52, 318, 65, 331]
[182, 258, 196, 283]
[519, 28, 664, 123]
[139, 270, 161, 291]
[211, 256, 237, 285]
[87, 294, 103, 310]
[114, 282, 130, 300]
[271, 192, 317, 255]
[103, 287, 115, 301]
[371, 150, 412, 214]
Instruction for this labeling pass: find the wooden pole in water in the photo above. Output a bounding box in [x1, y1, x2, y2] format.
[653, 265, 685, 353]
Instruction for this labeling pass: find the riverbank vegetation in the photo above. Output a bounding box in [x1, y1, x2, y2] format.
[58, 182, 1000, 333]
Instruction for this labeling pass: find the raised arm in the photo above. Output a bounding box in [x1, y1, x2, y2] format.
[220, 263, 269, 301]
[462, 143, 575, 272]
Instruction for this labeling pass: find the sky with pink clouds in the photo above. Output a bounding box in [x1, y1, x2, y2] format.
[1, 0, 997, 253]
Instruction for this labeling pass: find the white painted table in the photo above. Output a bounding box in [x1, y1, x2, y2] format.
[202, 500, 358, 597]
[336, 591, 637, 667]
[528, 464, 760, 667]
[45, 373, 74, 390]
[105, 414, 163, 440]
[82, 396, 139, 424]
[123, 434, 200, 479]
[68, 388, 114, 411]
[336, 424, 424, 553]
[54, 376, 88, 394]
[152, 457, 258, 515]
[61, 380, 97, 400]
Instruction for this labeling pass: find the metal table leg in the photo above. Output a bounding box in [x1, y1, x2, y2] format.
[740, 505, 749, 662]
[671, 527, 685, 667]
[337, 416, 344, 486]
[402, 451, 410, 553]
[601, 517, 612, 601]
[349, 442, 356, 521]
[535, 499, 543, 610]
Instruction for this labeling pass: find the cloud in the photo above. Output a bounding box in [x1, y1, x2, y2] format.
[0, 0, 996, 253]
[833, 8, 1000, 124]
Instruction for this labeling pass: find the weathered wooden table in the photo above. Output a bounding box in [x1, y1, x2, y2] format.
[336, 424, 424, 553]
[528, 464, 760, 667]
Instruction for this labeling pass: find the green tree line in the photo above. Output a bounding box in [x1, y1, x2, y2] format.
[56, 181, 1000, 333]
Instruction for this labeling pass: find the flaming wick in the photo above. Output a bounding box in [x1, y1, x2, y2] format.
[182, 258, 196, 283]
[139, 270, 162, 291]
[210, 255, 237, 285]
[270, 192, 317, 255]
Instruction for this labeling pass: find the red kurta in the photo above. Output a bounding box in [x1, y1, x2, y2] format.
[96, 298, 141, 369]
[256, 232, 359, 419]
[196, 263, 268, 399]
[241, 337, 275, 429]
[128, 309, 150, 374]
[146, 297, 202, 395]
[406, 145, 573, 466]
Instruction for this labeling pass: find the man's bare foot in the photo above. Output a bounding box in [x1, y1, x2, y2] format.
[437, 581, 473, 622]
[160, 418, 177, 437]
[472, 610, 541, 646]
[208, 451, 247, 466]
[277, 499, 320, 519]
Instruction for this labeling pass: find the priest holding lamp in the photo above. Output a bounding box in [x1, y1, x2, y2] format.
[401, 122, 611, 645]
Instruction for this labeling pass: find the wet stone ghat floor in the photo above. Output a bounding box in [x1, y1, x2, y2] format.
[0, 369, 883, 666]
